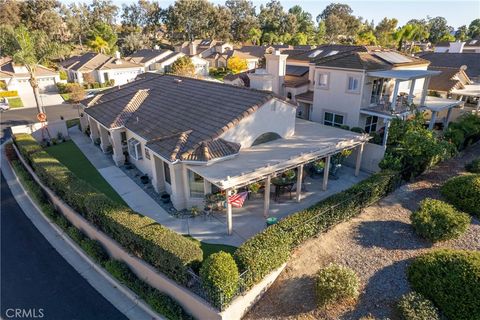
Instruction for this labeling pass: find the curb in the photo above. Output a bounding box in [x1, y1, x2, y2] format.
[1, 141, 163, 320]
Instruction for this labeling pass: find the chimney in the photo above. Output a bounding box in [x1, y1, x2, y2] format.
[264, 51, 288, 95]
[189, 42, 196, 56]
[114, 51, 121, 59]
[154, 45, 160, 50]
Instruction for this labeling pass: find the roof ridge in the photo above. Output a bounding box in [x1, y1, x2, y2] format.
[116, 89, 150, 127]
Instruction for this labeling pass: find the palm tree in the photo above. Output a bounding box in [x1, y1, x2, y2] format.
[394, 24, 429, 53]
[0, 25, 62, 114]
[87, 36, 110, 54]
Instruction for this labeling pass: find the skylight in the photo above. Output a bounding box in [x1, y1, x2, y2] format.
[325, 50, 339, 57]
[308, 50, 323, 58]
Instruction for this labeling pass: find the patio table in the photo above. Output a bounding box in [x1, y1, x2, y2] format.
[272, 177, 295, 201]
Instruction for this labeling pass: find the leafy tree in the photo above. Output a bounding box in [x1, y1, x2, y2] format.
[121, 33, 151, 55]
[428, 16, 454, 44]
[89, 0, 118, 26]
[20, 0, 66, 41]
[61, 3, 91, 46]
[88, 36, 110, 54]
[375, 17, 398, 47]
[356, 30, 377, 45]
[248, 27, 262, 45]
[208, 5, 233, 41]
[468, 19, 480, 38]
[121, 1, 147, 33]
[258, 0, 287, 41]
[170, 56, 195, 77]
[289, 5, 316, 44]
[0, 25, 62, 114]
[227, 56, 248, 73]
[291, 32, 308, 45]
[87, 22, 118, 54]
[316, 3, 360, 43]
[0, 0, 21, 27]
[226, 0, 259, 42]
[455, 25, 469, 41]
[394, 23, 429, 52]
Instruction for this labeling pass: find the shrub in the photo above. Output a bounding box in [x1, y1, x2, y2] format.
[441, 174, 480, 217]
[410, 198, 470, 242]
[80, 239, 108, 264]
[465, 158, 480, 173]
[200, 251, 240, 309]
[397, 292, 440, 320]
[59, 70, 68, 80]
[0, 90, 18, 97]
[445, 113, 480, 149]
[67, 226, 85, 243]
[407, 249, 480, 320]
[235, 170, 401, 288]
[15, 134, 203, 285]
[13, 134, 43, 161]
[315, 264, 359, 308]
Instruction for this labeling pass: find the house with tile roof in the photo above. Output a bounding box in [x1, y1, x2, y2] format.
[80, 73, 370, 229]
[434, 38, 480, 53]
[0, 57, 60, 93]
[59, 52, 144, 86]
[418, 52, 480, 82]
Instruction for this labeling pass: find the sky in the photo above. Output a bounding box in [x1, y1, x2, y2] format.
[59, 0, 480, 29]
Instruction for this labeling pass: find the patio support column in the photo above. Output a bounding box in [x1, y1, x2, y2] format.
[295, 164, 304, 202]
[476, 99, 480, 114]
[226, 189, 233, 235]
[355, 144, 364, 177]
[98, 124, 110, 153]
[322, 155, 330, 191]
[383, 119, 391, 146]
[390, 79, 400, 110]
[443, 107, 453, 132]
[88, 117, 100, 142]
[407, 79, 416, 104]
[420, 76, 431, 107]
[428, 111, 438, 130]
[263, 175, 271, 217]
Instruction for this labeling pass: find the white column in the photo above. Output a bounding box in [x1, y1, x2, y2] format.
[110, 129, 125, 165]
[420, 76, 431, 106]
[383, 119, 391, 146]
[407, 79, 416, 103]
[295, 164, 304, 202]
[390, 79, 400, 110]
[226, 189, 233, 235]
[98, 124, 110, 153]
[355, 144, 364, 177]
[88, 117, 99, 142]
[443, 108, 453, 132]
[428, 111, 438, 130]
[322, 155, 330, 191]
[476, 99, 480, 114]
[263, 176, 271, 217]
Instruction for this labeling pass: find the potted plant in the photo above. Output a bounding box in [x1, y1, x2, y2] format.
[161, 193, 170, 204]
[248, 182, 261, 194]
[190, 205, 199, 217]
[283, 169, 296, 181]
[330, 149, 353, 178]
[313, 160, 325, 173]
[140, 174, 149, 184]
[94, 137, 101, 145]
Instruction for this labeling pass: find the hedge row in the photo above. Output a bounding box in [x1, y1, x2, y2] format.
[441, 174, 480, 217]
[235, 170, 401, 288]
[407, 249, 480, 320]
[0, 90, 18, 97]
[13, 134, 203, 285]
[444, 113, 480, 150]
[11, 157, 193, 320]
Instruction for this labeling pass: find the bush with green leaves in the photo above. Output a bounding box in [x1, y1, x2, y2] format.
[441, 174, 480, 217]
[315, 264, 359, 308]
[397, 292, 440, 320]
[235, 170, 401, 288]
[13, 133, 203, 285]
[410, 198, 470, 242]
[14, 133, 43, 161]
[407, 249, 480, 320]
[444, 113, 480, 150]
[200, 251, 240, 309]
[465, 158, 480, 173]
[80, 239, 108, 264]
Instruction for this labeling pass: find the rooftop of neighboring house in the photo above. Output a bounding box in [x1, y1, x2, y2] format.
[428, 66, 472, 92]
[83, 73, 292, 162]
[175, 39, 232, 56]
[0, 57, 58, 79]
[314, 46, 429, 70]
[125, 48, 171, 65]
[284, 65, 310, 88]
[59, 52, 142, 72]
[464, 37, 480, 47]
[418, 52, 480, 79]
[286, 44, 365, 62]
[223, 70, 253, 86]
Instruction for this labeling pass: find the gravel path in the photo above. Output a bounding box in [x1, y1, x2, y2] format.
[244, 143, 480, 320]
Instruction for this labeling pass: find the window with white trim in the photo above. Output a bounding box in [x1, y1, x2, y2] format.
[347, 76, 360, 93]
[188, 169, 204, 198]
[364, 116, 378, 133]
[316, 72, 329, 89]
[127, 138, 143, 160]
[324, 112, 344, 127]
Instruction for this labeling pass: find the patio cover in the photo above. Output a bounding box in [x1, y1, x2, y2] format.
[188, 119, 370, 190]
[422, 96, 463, 112]
[451, 84, 480, 98]
[367, 69, 440, 80]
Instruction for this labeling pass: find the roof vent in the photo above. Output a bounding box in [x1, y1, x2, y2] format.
[173, 78, 183, 84]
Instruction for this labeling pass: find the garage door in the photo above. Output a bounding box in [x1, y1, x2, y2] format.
[38, 77, 57, 92]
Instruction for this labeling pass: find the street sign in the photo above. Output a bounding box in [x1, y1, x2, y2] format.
[37, 112, 47, 122]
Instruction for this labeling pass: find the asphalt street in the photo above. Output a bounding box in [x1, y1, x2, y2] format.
[0, 104, 82, 143]
[0, 174, 128, 320]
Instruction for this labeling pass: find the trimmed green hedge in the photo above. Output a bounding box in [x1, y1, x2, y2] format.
[13, 134, 203, 285]
[200, 251, 240, 309]
[441, 174, 480, 217]
[0, 90, 18, 97]
[235, 170, 401, 288]
[15, 133, 44, 162]
[407, 249, 480, 320]
[315, 263, 359, 308]
[397, 292, 440, 320]
[410, 198, 470, 242]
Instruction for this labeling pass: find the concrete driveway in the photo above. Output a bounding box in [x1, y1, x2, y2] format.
[17, 88, 64, 109]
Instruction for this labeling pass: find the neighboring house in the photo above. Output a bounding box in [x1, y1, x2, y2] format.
[174, 39, 231, 71]
[0, 57, 60, 93]
[418, 52, 480, 82]
[434, 38, 480, 53]
[125, 47, 176, 72]
[80, 73, 369, 226]
[59, 52, 144, 86]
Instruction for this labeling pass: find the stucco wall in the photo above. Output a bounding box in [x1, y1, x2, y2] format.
[311, 68, 365, 128]
[344, 142, 386, 173]
[125, 130, 152, 177]
[11, 120, 69, 142]
[219, 99, 296, 148]
[98, 68, 144, 86]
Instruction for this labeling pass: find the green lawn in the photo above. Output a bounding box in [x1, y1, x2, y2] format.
[46, 140, 126, 206]
[185, 235, 237, 260]
[60, 93, 70, 102]
[8, 97, 23, 108]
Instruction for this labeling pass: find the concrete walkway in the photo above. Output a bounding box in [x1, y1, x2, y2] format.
[68, 127, 245, 246]
[1, 144, 162, 320]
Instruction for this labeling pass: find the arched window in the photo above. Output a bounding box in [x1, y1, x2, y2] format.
[252, 132, 281, 146]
